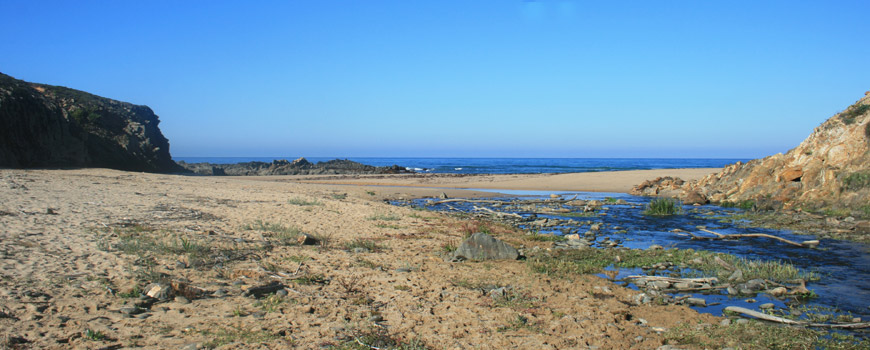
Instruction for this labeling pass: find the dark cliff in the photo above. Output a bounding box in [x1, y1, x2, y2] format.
[0, 73, 180, 172]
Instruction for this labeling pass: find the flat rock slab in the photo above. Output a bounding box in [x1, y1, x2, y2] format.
[452, 232, 520, 261]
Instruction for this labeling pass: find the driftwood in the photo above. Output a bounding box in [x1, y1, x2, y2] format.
[472, 206, 523, 219]
[433, 195, 577, 206]
[627, 276, 719, 284]
[683, 228, 820, 248]
[725, 306, 870, 329]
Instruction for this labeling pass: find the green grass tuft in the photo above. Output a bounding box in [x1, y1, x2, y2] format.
[643, 197, 683, 216]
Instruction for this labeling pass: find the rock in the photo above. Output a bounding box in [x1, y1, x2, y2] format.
[720, 319, 731, 326]
[174, 296, 190, 304]
[736, 319, 750, 325]
[181, 343, 200, 350]
[590, 223, 602, 231]
[439, 192, 449, 199]
[297, 233, 319, 245]
[549, 194, 560, 199]
[120, 306, 142, 315]
[633, 293, 652, 305]
[0, 73, 181, 172]
[243, 281, 285, 298]
[745, 279, 766, 291]
[728, 269, 744, 282]
[212, 289, 228, 298]
[451, 232, 520, 261]
[767, 287, 788, 297]
[275, 289, 288, 297]
[368, 315, 384, 323]
[648, 244, 664, 250]
[630, 94, 870, 213]
[649, 281, 670, 290]
[759, 303, 775, 310]
[352, 247, 370, 254]
[565, 233, 581, 240]
[726, 286, 738, 295]
[686, 298, 707, 307]
[682, 191, 708, 205]
[144, 283, 171, 300]
[674, 282, 694, 290]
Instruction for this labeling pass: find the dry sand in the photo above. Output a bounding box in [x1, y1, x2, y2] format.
[0, 168, 719, 349]
[243, 168, 720, 194]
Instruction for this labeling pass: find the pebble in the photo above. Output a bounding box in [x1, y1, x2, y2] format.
[353, 247, 370, 254]
[720, 319, 731, 326]
[275, 289, 288, 297]
[759, 303, 775, 310]
[745, 298, 756, 303]
[174, 296, 190, 304]
[120, 306, 141, 315]
[648, 244, 663, 250]
[213, 289, 228, 298]
[686, 298, 707, 307]
[368, 315, 384, 323]
[634, 336, 644, 342]
[181, 343, 199, 350]
[232, 281, 245, 286]
[736, 319, 750, 325]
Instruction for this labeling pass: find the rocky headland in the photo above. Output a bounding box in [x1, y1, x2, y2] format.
[633, 93, 870, 217]
[0, 73, 180, 173]
[178, 157, 410, 176]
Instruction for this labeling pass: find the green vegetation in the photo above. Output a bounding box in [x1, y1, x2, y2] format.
[527, 248, 818, 282]
[201, 325, 280, 348]
[69, 108, 101, 124]
[344, 238, 386, 252]
[287, 197, 322, 206]
[603, 197, 619, 204]
[243, 220, 303, 244]
[255, 293, 294, 313]
[526, 232, 567, 242]
[720, 199, 756, 210]
[840, 103, 870, 125]
[841, 171, 870, 191]
[367, 213, 401, 221]
[83, 329, 106, 341]
[491, 289, 541, 310]
[642, 197, 683, 216]
[291, 273, 329, 285]
[664, 321, 870, 350]
[329, 326, 427, 350]
[496, 314, 541, 333]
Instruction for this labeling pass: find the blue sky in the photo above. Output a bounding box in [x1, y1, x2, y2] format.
[1, 1, 868, 158]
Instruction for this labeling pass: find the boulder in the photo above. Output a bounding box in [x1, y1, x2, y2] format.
[451, 232, 520, 261]
[682, 191, 708, 205]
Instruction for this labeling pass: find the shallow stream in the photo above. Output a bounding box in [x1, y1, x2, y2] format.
[392, 190, 870, 334]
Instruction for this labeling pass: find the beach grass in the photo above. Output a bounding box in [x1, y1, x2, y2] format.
[643, 197, 683, 216]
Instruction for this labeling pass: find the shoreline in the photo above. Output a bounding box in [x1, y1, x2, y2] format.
[232, 167, 721, 195]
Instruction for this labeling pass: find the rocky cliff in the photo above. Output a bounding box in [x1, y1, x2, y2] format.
[633, 93, 870, 214]
[178, 157, 409, 176]
[0, 73, 180, 172]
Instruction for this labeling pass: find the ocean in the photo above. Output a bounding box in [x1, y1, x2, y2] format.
[173, 157, 746, 174]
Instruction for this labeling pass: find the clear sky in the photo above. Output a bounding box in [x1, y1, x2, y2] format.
[1, 1, 868, 158]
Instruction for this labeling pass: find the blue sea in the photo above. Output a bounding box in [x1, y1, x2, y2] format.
[174, 157, 746, 174]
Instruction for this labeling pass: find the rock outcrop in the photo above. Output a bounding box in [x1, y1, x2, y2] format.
[451, 232, 520, 261]
[0, 73, 180, 172]
[178, 157, 409, 176]
[632, 93, 870, 213]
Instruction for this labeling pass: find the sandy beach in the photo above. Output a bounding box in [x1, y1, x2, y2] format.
[0, 168, 719, 349]
[241, 168, 720, 195]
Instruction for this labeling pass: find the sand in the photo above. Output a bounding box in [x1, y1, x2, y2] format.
[0, 168, 719, 349]
[241, 168, 720, 194]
